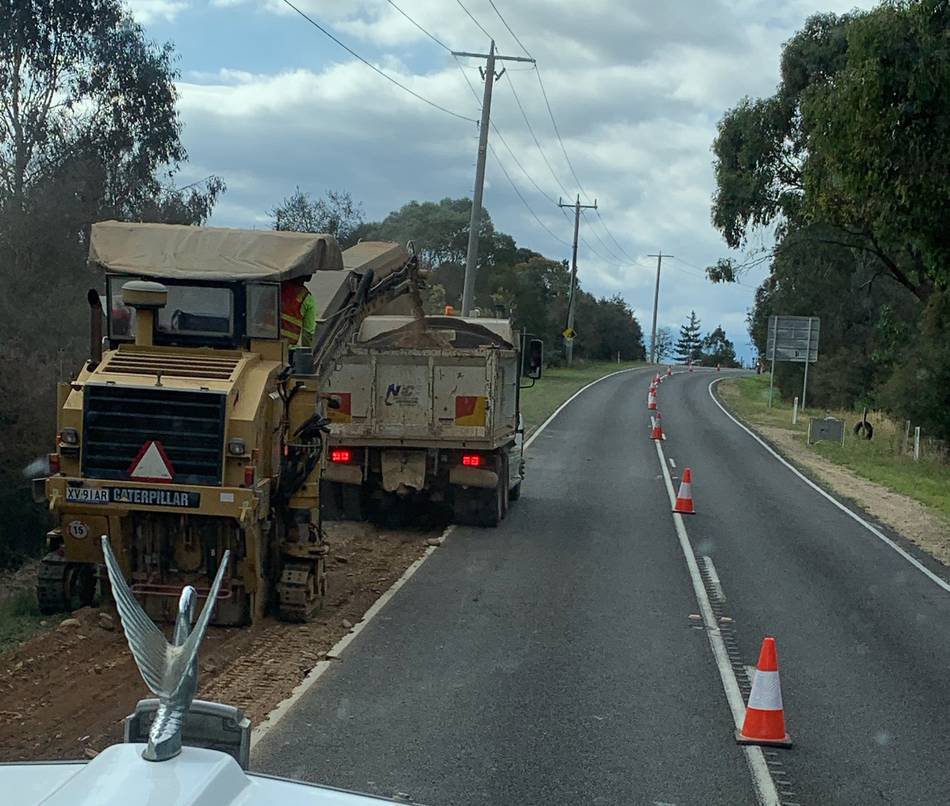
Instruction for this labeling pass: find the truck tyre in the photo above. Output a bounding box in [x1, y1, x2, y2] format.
[477, 470, 505, 528]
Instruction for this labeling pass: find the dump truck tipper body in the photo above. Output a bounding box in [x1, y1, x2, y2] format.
[321, 315, 528, 526]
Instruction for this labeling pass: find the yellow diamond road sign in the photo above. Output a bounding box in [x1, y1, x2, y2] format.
[562, 327, 576, 339]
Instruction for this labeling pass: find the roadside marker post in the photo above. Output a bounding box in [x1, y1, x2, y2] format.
[792, 397, 798, 425]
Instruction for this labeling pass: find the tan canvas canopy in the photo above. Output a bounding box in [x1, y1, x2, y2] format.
[88, 220, 344, 281]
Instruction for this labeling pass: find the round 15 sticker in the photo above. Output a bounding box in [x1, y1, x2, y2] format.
[67, 520, 89, 540]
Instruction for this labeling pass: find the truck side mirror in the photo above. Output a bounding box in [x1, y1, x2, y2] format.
[525, 339, 543, 379]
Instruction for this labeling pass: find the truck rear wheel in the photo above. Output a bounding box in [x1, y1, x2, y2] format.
[341, 484, 367, 521]
[454, 482, 505, 528]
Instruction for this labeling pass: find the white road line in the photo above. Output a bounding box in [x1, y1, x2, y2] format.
[745, 665, 758, 685]
[251, 525, 455, 748]
[707, 378, 950, 595]
[256, 367, 649, 749]
[702, 555, 726, 602]
[654, 439, 781, 806]
[524, 366, 648, 449]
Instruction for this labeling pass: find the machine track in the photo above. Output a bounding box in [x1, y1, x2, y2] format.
[276, 552, 327, 622]
[36, 554, 96, 615]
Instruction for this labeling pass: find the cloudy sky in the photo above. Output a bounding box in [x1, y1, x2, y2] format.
[127, 0, 870, 361]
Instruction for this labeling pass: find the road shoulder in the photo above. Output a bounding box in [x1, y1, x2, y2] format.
[713, 378, 950, 568]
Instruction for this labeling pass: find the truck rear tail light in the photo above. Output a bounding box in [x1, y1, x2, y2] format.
[48, 453, 61, 475]
[330, 449, 352, 463]
[244, 466, 255, 487]
[461, 454, 482, 467]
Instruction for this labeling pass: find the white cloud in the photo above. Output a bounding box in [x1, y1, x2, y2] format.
[125, 0, 187, 23]
[161, 0, 879, 360]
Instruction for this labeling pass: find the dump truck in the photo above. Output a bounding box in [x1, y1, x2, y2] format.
[321, 315, 543, 527]
[37, 221, 422, 624]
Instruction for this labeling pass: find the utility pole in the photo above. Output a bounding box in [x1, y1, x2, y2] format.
[453, 42, 535, 316]
[647, 250, 672, 364]
[558, 194, 598, 365]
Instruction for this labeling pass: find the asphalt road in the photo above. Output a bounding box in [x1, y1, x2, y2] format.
[255, 368, 950, 805]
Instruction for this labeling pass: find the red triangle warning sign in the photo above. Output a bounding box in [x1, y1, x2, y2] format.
[128, 440, 176, 482]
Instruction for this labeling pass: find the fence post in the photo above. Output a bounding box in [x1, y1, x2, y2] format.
[914, 427, 921, 461]
[902, 420, 911, 455]
[792, 396, 799, 425]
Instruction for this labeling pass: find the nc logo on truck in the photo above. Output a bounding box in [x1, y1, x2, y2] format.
[385, 384, 418, 406]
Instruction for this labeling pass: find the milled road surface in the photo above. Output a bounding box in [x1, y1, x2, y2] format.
[255, 368, 950, 805]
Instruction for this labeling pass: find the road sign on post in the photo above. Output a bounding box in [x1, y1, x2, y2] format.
[766, 316, 820, 408]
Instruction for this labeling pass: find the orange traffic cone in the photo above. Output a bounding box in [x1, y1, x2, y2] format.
[650, 413, 664, 441]
[648, 388, 657, 411]
[666, 366, 672, 377]
[654, 373, 662, 385]
[688, 363, 694, 373]
[716, 363, 721, 372]
[673, 468, 694, 514]
[736, 637, 792, 747]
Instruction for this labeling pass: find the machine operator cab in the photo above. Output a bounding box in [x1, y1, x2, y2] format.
[90, 220, 346, 362]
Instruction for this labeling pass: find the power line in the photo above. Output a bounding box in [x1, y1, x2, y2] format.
[491, 123, 559, 206]
[534, 65, 590, 201]
[392, 1, 626, 274]
[580, 209, 629, 265]
[453, 54, 482, 105]
[594, 208, 638, 263]
[578, 233, 622, 266]
[455, 0, 494, 40]
[486, 0, 533, 58]
[488, 143, 571, 247]
[505, 72, 572, 198]
[456, 56, 570, 218]
[385, 0, 452, 52]
[483, 2, 640, 268]
[279, 0, 477, 123]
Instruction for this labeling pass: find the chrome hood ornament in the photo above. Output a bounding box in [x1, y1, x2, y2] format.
[101, 536, 230, 762]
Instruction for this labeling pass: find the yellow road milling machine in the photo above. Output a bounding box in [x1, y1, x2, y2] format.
[38, 221, 421, 624]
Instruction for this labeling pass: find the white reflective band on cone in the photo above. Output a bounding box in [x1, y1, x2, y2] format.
[747, 670, 783, 710]
[679, 483, 692, 498]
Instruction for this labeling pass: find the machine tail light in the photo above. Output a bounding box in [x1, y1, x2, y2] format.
[330, 449, 353, 463]
[461, 454, 482, 467]
[244, 466, 255, 488]
[48, 453, 61, 475]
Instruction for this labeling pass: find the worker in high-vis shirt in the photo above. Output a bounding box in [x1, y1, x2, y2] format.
[280, 274, 315, 347]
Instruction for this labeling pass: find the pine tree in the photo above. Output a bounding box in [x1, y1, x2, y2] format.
[674, 311, 702, 362]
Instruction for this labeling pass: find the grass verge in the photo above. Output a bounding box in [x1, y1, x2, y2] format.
[717, 375, 950, 520]
[520, 360, 645, 433]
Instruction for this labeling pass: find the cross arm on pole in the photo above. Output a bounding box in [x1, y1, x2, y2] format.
[558, 198, 598, 210]
[451, 50, 536, 63]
